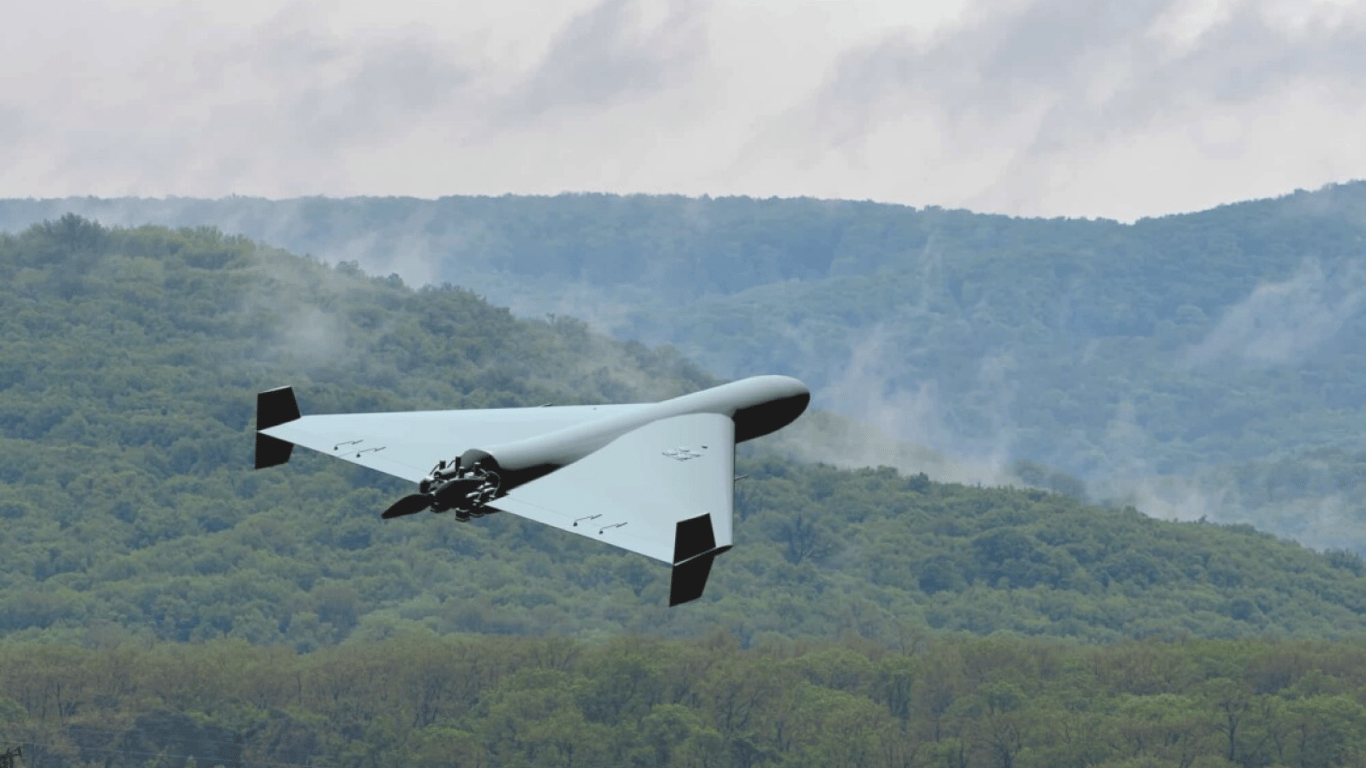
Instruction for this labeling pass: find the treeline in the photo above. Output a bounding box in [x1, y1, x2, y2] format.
[6, 632, 1366, 768]
[4, 217, 1366, 648]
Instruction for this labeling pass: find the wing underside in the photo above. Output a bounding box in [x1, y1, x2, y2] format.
[490, 412, 735, 605]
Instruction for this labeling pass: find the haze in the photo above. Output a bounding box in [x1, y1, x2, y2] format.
[5, 0, 1366, 221]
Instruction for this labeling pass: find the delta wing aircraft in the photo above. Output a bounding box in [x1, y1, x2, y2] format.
[254, 376, 810, 605]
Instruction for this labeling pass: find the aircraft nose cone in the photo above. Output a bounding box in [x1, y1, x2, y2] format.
[730, 375, 810, 442]
[771, 375, 810, 399]
[745, 374, 809, 403]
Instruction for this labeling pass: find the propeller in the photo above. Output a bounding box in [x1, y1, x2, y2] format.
[381, 493, 432, 519]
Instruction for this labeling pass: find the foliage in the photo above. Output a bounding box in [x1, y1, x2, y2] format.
[2, 218, 1366, 651]
[6, 633, 1366, 768]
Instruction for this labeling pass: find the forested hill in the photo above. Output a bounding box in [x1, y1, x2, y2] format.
[3, 187, 1366, 550]
[3, 216, 1366, 650]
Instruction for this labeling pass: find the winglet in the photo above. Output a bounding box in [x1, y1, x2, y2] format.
[669, 514, 731, 606]
[255, 387, 301, 469]
[674, 514, 718, 564]
[670, 554, 718, 606]
[257, 387, 301, 429]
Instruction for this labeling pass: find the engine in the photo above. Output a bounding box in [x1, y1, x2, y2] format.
[419, 449, 501, 520]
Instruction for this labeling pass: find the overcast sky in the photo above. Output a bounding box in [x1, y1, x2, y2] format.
[4, 0, 1365, 220]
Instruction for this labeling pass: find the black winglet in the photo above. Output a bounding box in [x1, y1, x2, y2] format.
[670, 553, 717, 606]
[669, 514, 731, 606]
[254, 387, 301, 469]
[669, 546, 731, 606]
[674, 514, 718, 564]
[255, 434, 294, 469]
[257, 387, 301, 430]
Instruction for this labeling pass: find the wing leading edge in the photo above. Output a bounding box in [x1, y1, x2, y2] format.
[255, 387, 650, 482]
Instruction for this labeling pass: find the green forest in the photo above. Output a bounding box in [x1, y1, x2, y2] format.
[5, 187, 1365, 550]
[4, 216, 1366, 766]
[9, 634, 1366, 768]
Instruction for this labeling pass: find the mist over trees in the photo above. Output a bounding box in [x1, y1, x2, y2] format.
[4, 186, 1365, 548]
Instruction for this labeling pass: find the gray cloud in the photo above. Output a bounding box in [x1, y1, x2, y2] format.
[193, 19, 480, 189]
[277, 39, 472, 146]
[5, 0, 711, 197]
[17, 6, 484, 196]
[760, 0, 1366, 215]
[807, 0, 1366, 144]
[0, 103, 21, 146]
[492, 0, 707, 126]
[4, 0, 1366, 216]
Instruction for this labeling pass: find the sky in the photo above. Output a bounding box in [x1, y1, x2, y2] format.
[4, 0, 1366, 221]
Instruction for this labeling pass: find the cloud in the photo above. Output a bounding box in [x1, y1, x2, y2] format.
[4, 0, 1366, 218]
[742, 0, 1366, 218]
[490, 0, 706, 126]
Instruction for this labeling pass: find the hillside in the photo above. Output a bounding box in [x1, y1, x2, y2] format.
[3, 188, 1365, 549]
[3, 217, 1366, 650]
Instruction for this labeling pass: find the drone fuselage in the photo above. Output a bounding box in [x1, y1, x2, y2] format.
[454, 375, 810, 492]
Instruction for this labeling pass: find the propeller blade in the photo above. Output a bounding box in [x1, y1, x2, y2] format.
[381, 494, 432, 519]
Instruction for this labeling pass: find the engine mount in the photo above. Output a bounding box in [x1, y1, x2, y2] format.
[420, 452, 501, 520]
